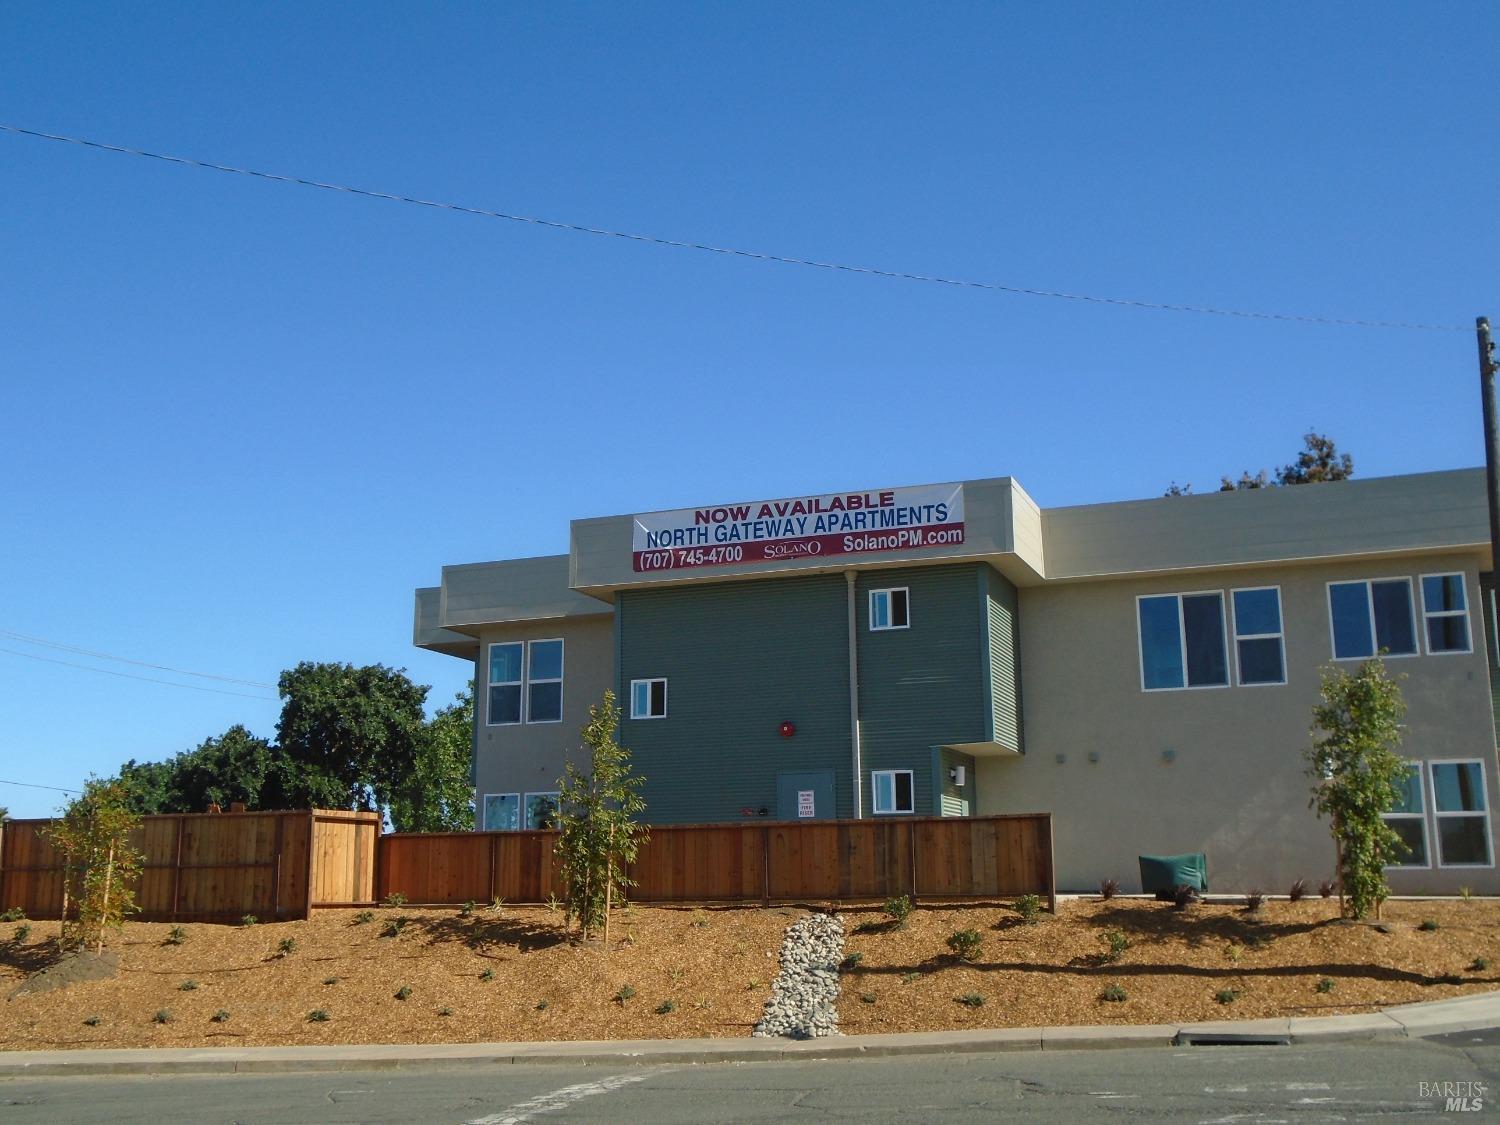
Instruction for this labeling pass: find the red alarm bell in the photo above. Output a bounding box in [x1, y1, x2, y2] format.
[779, 720, 796, 738]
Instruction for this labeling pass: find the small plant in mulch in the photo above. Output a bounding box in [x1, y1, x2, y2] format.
[1316, 978, 1336, 994]
[239, 915, 258, 927]
[1099, 878, 1119, 901]
[277, 937, 297, 956]
[323, 977, 339, 986]
[655, 999, 676, 1015]
[1288, 879, 1308, 903]
[535, 999, 549, 1011]
[479, 967, 495, 982]
[1243, 890, 1266, 914]
[1013, 894, 1043, 924]
[352, 910, 375, 926]
[394, 986, 413, 1001]
[1215, 988, 1240, 1005]
[692, 997, 712, 1011]
[955, 993, 985, 1009]
[947, 929, 984, 961]
[1460, 885, 1474, 903]
[1100, 984, 1128, 1003]
[0, 908, 24, 923]
[1101, 930, 1129, 962]
[153, 1009, 172, 1024]
[689, 909, 710, 929]
[1319, 879, 1336, 898]
[382, 916, 411, 938]
[545, 893, 561, 912]
[383, 892, 408, 908]
[83, 1015, 101, 1026]
[1172, 884, 1199, 910]
[207, 1008, 231, 1023]
[307, 1009, 330, 1022]
[1225, 943, 1243, 965]
[840, 952, 863, 970]
[746, 980, 763, 991]
[459, 900, 475, 918]
[164, 926, 187, 946]
[438, 1006, 454, 1017]
[489, 896, 505, 913]
[12, 923, 32, 943]
[1419, 919, 1440, 932]
[614, 984, 636, 1005]
[859, 992, 877, 1004]
[667, 967, 684, 984]
[1470, 957, 1490, 972]
[900, 971, 922, 984]
[179, 979, 198, 991]
[882, 895, 913, 928]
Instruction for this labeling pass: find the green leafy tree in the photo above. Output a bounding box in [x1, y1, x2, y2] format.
[1166, 432, 1353, 496]
[47, 779, 143, 952]
[114, 758, 177, 815]
[1306, 658, 1410, 919]
[276, 662, 428, 816]
[110, 727, 345, 815]
[389, 684, 476, 832]
[555, 691, 647, 941]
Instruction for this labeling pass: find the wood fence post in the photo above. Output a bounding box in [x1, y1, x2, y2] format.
[489, 833, 500, 903]
[302, 810, 316, 920]
[908, 820, 918, 904]
[1045, 815, 1057, 914]
[271, 814, 284, 920]
[170, 816, 186, 923]
[761, 825, 771, 905]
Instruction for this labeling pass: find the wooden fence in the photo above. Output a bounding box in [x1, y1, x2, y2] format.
[377, 814, 1055, 910]
[0, 809, 380, 923]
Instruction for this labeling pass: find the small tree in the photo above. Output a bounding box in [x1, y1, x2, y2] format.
[1305, 658, 1409, 919]
[46, 780, 143, 952]
[554, 691, 646, 942]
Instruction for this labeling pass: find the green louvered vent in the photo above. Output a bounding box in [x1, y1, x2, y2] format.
[985, 568, 1024, 752]
[1481, 573, 1500, 748]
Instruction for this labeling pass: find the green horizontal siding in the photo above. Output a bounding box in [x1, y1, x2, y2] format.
[985, 567, 1024, 752]
[1482, 573, 1500, 748]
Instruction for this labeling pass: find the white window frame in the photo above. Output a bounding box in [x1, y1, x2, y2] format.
[869, 588, 910, 631]
[1429, 758, 1494, 869]
[1326, 577, 1419, 661]
[481, 792, 520, 831]
[525, 638, 565, 724]
[523, 791, 560, 830]
[1230, 585, 1287, 687]
[1419, 572, 1473, 656]
[1135, 590, 1231, 693]
[1382, 759, 1429, 870]
[629, 677, 668, 719]
[485, 642, 524, 727]
[871, 769, 915, 815]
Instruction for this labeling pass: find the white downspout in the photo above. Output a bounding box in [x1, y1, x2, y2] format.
[846, 570, 863, 818]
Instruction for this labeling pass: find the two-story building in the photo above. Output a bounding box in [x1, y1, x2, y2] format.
[414, 468, 1500, 894]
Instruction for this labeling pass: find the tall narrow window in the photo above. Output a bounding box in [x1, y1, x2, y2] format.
[1421, 573, 1472, 654]
[870, 588, 910, 631]
[1328, 579, 1417, 659]
[482, 793, 520, 831]
[487, 643, 523, 725]
[1232, 586, 1286, 686]
[1382, 763, 1428, 867]
[630, 678, 668, 719]
[872, 769, 915, 814]
[1431, 761, 1492, 867]
[1137, 592, 1228, 690]
[527, 639, 564, 723]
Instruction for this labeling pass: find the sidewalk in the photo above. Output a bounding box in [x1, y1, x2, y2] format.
[3, 991, 1497, 1078]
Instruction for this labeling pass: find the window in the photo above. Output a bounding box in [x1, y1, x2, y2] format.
[1232, 587, 1285, 686]
[1431, 761, 1492, 866]
[1328, 579, 1417, 660]
[527, 639, 564, 723]
[482, 793, 519, 831]
[486, 639, 565, 725]
[630, 678, 668, 719]
[869, 588, 909, 631]
[487, 643, 523, 725]
[1137, 592, 1228, 691]
[524, 792, 560, 830]
[872, 769, 914, 815]
[1421, 573, 1472, 655]
[1383, 763, 1428, 868]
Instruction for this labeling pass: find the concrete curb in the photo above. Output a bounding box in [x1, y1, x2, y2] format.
[2, 993, 1497, 1077]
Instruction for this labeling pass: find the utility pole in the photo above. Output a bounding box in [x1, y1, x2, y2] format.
[1480, 317, 1500, 587]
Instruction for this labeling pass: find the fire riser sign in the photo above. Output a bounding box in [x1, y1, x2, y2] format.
[632, 483, 965, 572]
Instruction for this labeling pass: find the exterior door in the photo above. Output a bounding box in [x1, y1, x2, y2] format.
[776, 769, 836, 821]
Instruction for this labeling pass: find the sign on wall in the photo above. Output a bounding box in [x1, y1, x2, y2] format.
[796, 790, 816, 818]
[632, 483, 965, 572]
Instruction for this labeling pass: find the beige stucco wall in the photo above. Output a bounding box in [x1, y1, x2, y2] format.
[471, 615, 615, 824]
[978, 551, 1500, 894]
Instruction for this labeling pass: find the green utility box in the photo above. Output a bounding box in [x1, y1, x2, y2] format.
[1138, 852, 1208, 897]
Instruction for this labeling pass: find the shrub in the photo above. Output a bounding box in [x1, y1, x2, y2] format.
[882, 895, 913, 927]
[479, 967, 495, 982]
[179, 979, 198, 991]
[1243, 890, 1266, 913]
[860, 992, 876, 1004]
[1419, 919, 1440, 932]
[1100, 984, 1127, 1003]
[535, 999, 549, 1010]
[1172, 884, 1198, 910]
[153, 1009, 172, 1024]
[947, 929, 983, 961]
[210, 1009, 230, 1023]
[1101, 930, 1129, 962]
[690, 909, 710, 929]
[955, 992, 985, 1008]
[1470, 957, 1490, 972]
[165, 926, 186, 946]
[0, 908, 24, 923]
[1226, 943, 1243, 964]
[307, 1009, 329, 1022]
[352, 910, 375, 925]
[46, 779, 143, 954]
[459, 900, 475, 917]
[545, 893, 561, 912]
[615, 984, 636, 1004]
[323, 977, 339, 986]
[277, 937, 297, 955]
[840, 952, 863, 970]
[655, 999, 676, 1015]
[239, 915, 258, 927]
[83, 1015, 101, 1026]
[1014, 894, 1043, 923]
[1460, 885, 1474, 903]
[1288, 879, 1308, 903]
[1316, 978, 1335, 994]
[1215, 988, 1240, 1005]
[489, 896, 505, 913]
[394, 986, 413, 1001]
[1319, 879, 1336, 899]
[13, 923, 31, 943]
[438, 1006, 454, 1017]
[1099, 878, 1119, 901]
[383, 892, 408, 908]
[746, 980, 763, 991]
[900, 971, 922, 984]
[382, 916, 410, 938]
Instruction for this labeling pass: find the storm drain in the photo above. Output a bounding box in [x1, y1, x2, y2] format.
[1175, 1031, 1291, 1047]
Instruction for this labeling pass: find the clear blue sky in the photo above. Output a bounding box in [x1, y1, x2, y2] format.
[2, 3, 1494, 817]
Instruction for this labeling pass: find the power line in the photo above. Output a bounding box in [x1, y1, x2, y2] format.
[0, 777, 80, 796]
[0, 629, 275, 688]
[0, 122, 1468, 334]
[0, 646, 277, 701]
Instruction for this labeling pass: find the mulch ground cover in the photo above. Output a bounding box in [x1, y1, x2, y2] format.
[1, 897, 1495, 1050]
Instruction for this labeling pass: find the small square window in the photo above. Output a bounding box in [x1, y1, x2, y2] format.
[482, 793, 520, 831]
[630, 678, 668, 719]
[1137, 592, 1228, 690]
[872, 769, 914, 815]
[870, 588, 910, 631]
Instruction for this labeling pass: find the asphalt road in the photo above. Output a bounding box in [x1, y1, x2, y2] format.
[4, 1034, 1500, 1123]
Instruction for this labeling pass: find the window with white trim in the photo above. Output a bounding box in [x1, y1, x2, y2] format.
[1430, 760, 1493, 867]
[1382, 762, 1428, 868]
[869, 588, 909, 631]
[1328, 579, 1417, 659]
[1420, 573, 1472, 654]
[487, 643, 523, 725]
[482, 792, 519, 831]
[486, 640, 565, 726]
[1231, 586, 1285, 686]
[630, 678, 668, 719]
[871, 769, 914, 815]
[527, 639, 564, 723]
[524, 792, 560, 830]
[1137, 592, 1228, 690]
